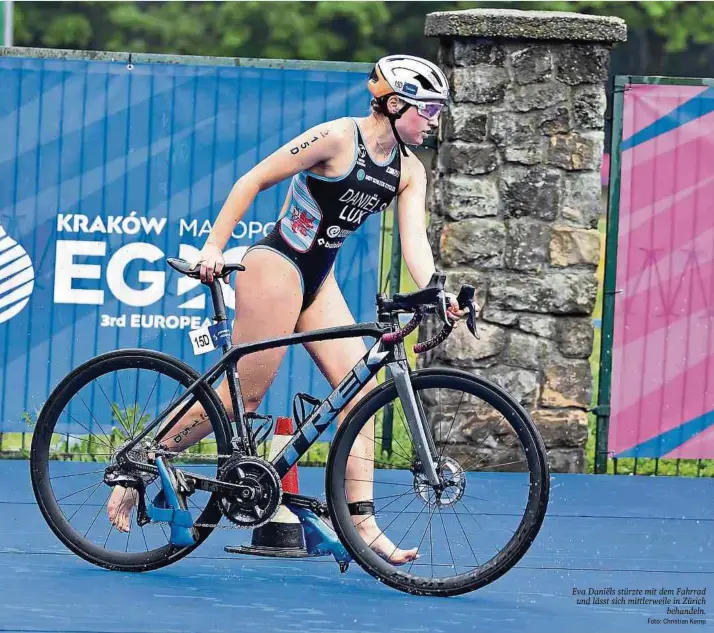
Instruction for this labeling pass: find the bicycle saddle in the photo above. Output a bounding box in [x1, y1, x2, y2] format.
[167, 257, 245, 280]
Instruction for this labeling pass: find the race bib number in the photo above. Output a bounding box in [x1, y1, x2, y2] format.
[189, 326, 215, 355]
[189, 321, 231, 355]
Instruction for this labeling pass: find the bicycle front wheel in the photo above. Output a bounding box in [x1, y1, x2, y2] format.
[326, 367, 549, 597]
[30, 349, 231, 572]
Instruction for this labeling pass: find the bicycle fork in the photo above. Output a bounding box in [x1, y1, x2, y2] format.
[388, 361, 441, 487]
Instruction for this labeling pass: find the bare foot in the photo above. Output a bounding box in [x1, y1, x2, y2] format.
[107, 486, 138, 533]
[353, 515, 419, 565]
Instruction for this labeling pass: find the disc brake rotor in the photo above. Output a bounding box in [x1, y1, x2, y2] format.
[413, 456, 466, 507]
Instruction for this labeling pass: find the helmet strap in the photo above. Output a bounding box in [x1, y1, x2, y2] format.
[378, 96, 411, 157]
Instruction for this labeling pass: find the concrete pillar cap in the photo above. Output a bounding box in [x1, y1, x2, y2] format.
[425, 8, 627, 43]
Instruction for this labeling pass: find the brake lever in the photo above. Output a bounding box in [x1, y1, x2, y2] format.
[456, 285, 480, 339]
[424, 272, 450, 326]
[436, 290, 449, 325]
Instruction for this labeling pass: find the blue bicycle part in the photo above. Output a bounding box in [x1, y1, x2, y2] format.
[146, 457, 196, 547]
[288, 505, 352, 572]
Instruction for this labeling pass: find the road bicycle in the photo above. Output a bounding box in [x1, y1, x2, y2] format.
[30, 258, 550, 597]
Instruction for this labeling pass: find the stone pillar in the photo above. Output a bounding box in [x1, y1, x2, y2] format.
[422, 9, 626, 473]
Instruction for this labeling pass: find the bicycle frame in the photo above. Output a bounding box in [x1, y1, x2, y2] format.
[119, 278, 442, 487]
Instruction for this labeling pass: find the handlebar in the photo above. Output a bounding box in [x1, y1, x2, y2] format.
[378, 273, 480, 355]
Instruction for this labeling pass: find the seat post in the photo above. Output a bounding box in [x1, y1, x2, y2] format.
[208, 280, 228, 323]
[207, 276, 248, 448]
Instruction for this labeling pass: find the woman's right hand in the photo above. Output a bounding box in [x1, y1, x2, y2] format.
[192, 243, 225, 283]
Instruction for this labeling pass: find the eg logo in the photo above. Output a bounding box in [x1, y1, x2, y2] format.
[0, 222, 34, 324]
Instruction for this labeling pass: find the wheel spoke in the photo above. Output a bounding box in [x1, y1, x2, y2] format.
[373, 491, 416, 503]
[154, 381, 183, 445]
[406, 500, 437, 573]
[437, 388, 442, 448]
[56, 480, 107, 503]
[438, 390, 466, 464]
[383, 496, 428, 562]
[94, 382, 131, 437]
[344, 453, 412, 470]
[437, 506, 459, 573]
[393, 406, 416, 460]
[67, 481, 104, 522]
[387, 415, 414, 463]
[85, 488, 112, 540]
[140, 524, 150, 552]
[474, 459, 529, 471]
[429, 503, 435, 577]
[125, 512, 133, 553]
[345, 477, 413, 488]
[459, 498, 504, 556]
[115, 372, 132, 437]
[356, 424, 412, 464]
[62, 413, 112, 452]
[352, 487, 416, 531]
[366, 494, 421, 552]
[462, 493, 525, 509]
[448, 503, 481, 568]
[134, 371, 161, 439]
[367, 433, 413, 464]
[51, 468, 107, 480]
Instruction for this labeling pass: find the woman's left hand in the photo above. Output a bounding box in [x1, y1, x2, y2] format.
[445, 292, 467, 323]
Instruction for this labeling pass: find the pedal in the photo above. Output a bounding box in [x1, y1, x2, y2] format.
[286, 504, 352, 570]
[146, 457, 196, 547]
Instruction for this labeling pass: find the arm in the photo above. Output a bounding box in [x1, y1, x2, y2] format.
[396, 156, 466, 321]
[206, 119, 348, 250]
[395, 156, 436, 290]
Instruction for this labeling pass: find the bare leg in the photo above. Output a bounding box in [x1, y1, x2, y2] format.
[108, 250, 303, 532]
[296, 274, 418, 564]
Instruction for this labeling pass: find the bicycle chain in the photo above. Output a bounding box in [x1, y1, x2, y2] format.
[132, 452, 316, 531]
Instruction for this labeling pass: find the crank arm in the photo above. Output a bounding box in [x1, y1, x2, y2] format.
[184, 472, 255, 497]
[282, 492, 329, 518]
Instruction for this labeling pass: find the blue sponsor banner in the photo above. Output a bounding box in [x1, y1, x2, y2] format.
[0, 54, 378, 437]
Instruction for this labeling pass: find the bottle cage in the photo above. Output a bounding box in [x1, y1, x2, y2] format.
[245, 412, 274, 451]
[293, 392, 322, 428]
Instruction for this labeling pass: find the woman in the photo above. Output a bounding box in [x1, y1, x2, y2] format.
[109, 54, 463, 565]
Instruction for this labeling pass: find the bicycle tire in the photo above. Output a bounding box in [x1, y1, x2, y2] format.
[30, 348, 231, 572]
[326, 367, 550, 597]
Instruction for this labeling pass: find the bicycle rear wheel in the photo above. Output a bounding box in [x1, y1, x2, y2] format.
[326, 367, 549, 597]
[30, 349, 231, 572]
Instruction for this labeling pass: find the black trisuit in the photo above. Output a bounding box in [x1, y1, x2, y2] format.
[247, 118, 402, 309]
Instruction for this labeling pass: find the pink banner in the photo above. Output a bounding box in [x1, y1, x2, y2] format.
[609, 82, 714, 459]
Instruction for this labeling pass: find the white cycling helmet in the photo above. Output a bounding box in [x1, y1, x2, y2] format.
[368, 54, 450, 156]
[368, 54, 449, 103]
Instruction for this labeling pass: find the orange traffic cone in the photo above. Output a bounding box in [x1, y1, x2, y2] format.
[225, 417, 322, 558]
